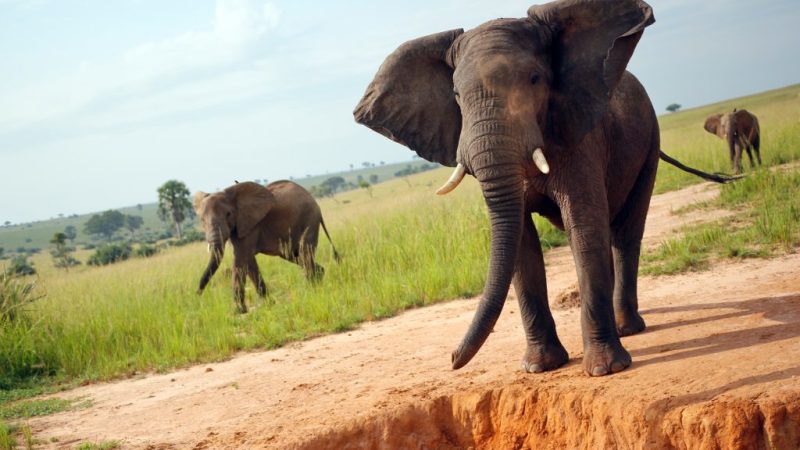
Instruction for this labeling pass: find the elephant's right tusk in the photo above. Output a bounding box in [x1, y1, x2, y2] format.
[207, 243, 211, 254]
[435, 163, 467, 196]
[532, 148, 550, 174]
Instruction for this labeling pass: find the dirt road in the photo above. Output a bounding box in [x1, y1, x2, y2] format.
[31, 182, 800, 449]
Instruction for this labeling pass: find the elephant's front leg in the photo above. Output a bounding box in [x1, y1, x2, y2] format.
[246, 256, 267, 298]
[564, 206, 631, 376]
[232, 248, 249, 313]
[515, 213, 568, 373]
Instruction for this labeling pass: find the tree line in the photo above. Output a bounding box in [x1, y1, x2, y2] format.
[3, 179, 200, 276]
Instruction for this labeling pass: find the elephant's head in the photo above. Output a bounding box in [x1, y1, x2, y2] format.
[704, 112, 737, 143]
[704, 113, 725, 139]
[354, 0, 654, 369]
[193, 182, 275, 293]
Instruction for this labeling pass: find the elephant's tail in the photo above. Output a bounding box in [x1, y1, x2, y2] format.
[659, 151, 743, 184]
[320, 217, 341, 263]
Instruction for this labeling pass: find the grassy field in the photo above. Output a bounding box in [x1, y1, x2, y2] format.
[0, 84, 798, 434]
[0, 160, 435, 252]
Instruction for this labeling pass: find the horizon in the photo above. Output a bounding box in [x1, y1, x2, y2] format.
[1, 0, 798, 224]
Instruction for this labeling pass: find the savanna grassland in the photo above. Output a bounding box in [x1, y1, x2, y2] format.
[1, 84, 799, 435]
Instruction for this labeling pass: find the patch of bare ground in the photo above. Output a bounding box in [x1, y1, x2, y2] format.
[30, 181, 800, 449]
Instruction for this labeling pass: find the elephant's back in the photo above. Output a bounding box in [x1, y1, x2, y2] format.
[266, 180, 322, 229]
[267, 180, 316, 205]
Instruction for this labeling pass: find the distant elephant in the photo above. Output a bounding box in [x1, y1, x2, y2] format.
[355, 0, 735, 376]
[704, 109, 761, 174]
[193, 181, 339, 313]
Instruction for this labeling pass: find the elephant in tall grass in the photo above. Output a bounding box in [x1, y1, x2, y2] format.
[704, 109, 761, 174]
[355, 0, 735, 376]
[193, 181, 339, 313]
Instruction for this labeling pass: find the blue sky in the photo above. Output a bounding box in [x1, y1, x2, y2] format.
[1, 0, 798, 223]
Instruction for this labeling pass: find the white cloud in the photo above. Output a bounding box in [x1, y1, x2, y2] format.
[124, 0, 280, 77]
[0, 0, 280, 137]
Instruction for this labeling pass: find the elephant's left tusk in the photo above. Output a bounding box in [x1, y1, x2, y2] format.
[532, 148, 550, 174]
[435, 164, 467, 196]
[207, 243, 211, 254]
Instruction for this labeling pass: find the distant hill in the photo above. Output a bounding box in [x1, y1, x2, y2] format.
[0, 159, 439, 252]
[290, 159, 437, 190]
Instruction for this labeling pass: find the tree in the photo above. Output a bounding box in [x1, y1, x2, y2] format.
[0, 247, 4, 259]
[666, 103, 682, 113]
[50, 232, 80, 271]
[369, 174, 379, 184]
[309, 184, 333, 198]
[64, 225, 77, 243]
[359, 180, 373, 198]
[84, 210, 126, 240]
[321, 176, 346, 194]
[125, 215, 144, 236]
[3, 221, 10, 227]
[157, 180, 192, 240]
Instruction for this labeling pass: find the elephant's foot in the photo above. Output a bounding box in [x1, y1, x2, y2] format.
[521, 340, 569, 373]
[582, 340, 631, 377]
[616, 311, 646, 337]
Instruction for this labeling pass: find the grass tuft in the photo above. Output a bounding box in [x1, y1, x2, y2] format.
[643, 168, 800, 275]
[75, 441, 121, 450]
[0, 398, 74, 420]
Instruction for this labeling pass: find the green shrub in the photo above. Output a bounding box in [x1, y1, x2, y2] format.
[4, 257, 35, 277]
[174, 229, 204, 246]
[133, 244, 158, 258]
[87, 243, 132, 267]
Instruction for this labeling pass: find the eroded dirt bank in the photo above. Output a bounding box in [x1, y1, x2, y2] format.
[30, 183, 800, 449]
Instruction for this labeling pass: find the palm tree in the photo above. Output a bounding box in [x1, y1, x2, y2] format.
[157, 180, 192, 240]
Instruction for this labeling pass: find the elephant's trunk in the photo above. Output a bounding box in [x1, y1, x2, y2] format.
[451, 129, 525, 369]
[198, 234, 225, 294]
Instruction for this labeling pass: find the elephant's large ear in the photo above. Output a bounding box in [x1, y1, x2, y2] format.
[528, 0, 654, 146]
[193, 192, 209, 215]
[704, 114, 722, 136]
[225, 182, 275, 238]
[354, 29, 464, 167]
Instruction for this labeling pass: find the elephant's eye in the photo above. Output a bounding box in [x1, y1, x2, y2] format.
[226, 211, 232, 218]
[530, 73, 541, 85]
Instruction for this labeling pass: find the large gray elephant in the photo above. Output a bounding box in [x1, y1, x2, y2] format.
[355, 0, 734, 376]
[193, 181, 339, 313]
[704, 109, 761, 174]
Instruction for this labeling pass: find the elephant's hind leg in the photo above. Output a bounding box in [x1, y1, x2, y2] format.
[732, 144, 744, 174]
[302, 250, 324, 282]
[610, 151, 657, 337]
[515, 213, 568, 373]
[745, 146, 756, 169]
